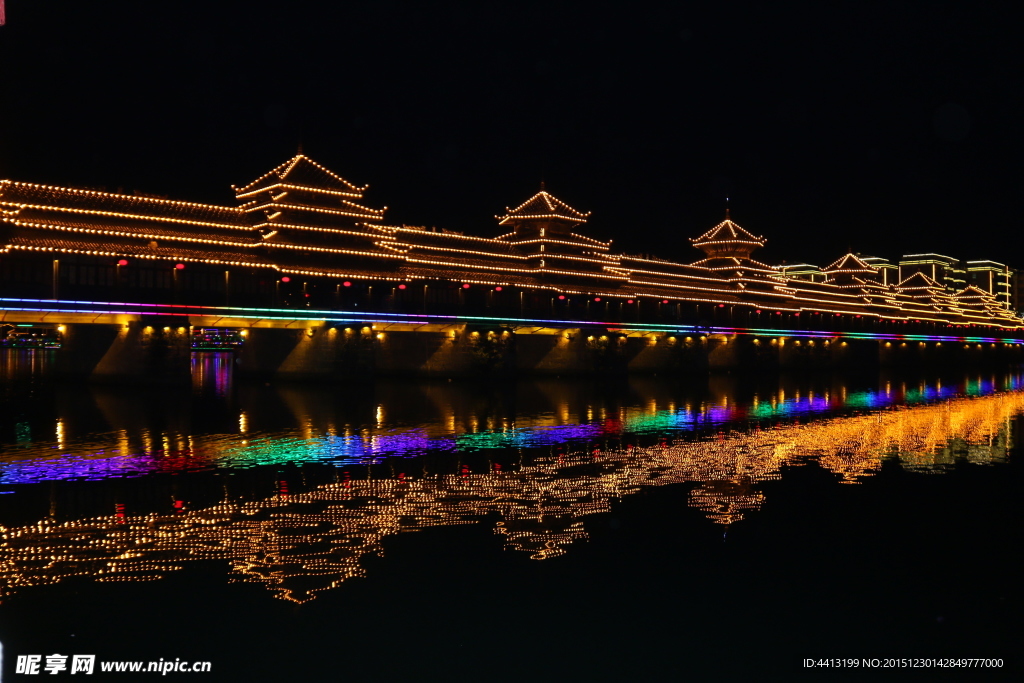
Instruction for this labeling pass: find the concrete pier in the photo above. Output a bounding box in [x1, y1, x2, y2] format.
[55, 319, 192, 384]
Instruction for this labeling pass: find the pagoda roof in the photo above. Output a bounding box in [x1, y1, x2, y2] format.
[955, 285, 1002, 303]
[241, 198, 385, 223]
[0, 180, 243, 225]
[497, 190, 590, 225]
[896, 271, 945, 290]
[2, 215, 262, 246]
[234, 155, 370, 196]
[690, 215, 765, 248]
[823, 253, 878, 274]
[958, 284, 989, 295]
[399, 264, 539, 286]
[3, 235, 272, 267]
[690, 256, 781, 274]
[843, 276, 890, 290]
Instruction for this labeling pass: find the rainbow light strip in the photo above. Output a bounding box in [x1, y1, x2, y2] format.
[1, 373, 1021, 484]
[2, 296, 1023, 345]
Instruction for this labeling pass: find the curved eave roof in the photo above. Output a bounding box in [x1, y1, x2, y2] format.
[4, 235, 273, 266]
[823, 253, 879, 274]
[3, 216, 263, 246]
[496, 190, 590, 225]
[690, 256, 781, 274]
[234, 155, 370, 195]
[0, 180, 242, 224]
[690, 219, 765, 246]
[896, 271, 945, 290]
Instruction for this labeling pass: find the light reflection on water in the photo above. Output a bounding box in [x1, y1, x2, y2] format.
[0, 350, 1022, 603]
[0, 351, 1020, 484]
[0, 386, 1020, 602]
[191, 351, 233, 398]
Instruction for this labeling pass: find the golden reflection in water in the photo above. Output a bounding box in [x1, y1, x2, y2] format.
[0, 391, 1021, 604]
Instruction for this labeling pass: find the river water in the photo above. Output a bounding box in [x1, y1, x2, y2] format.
[0, 351, 1019, 680]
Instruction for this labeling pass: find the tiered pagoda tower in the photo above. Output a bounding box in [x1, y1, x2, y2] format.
[686, 210, 782, 300]
[690, 210, 767, 262]
[233, 154, 404, 278]
[495, 187, 620, 284]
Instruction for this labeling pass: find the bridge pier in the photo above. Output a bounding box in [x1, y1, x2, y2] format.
[56, 320, 192, 384]
[877, 339, 1021, 367]
[626, 333, 710, 373]
[235, 324, 512, 380]
[377, 325, 505, 376]
[778, 337, 860, 368]
[254, 326, 336, 380]
[516, 329, 589, 374]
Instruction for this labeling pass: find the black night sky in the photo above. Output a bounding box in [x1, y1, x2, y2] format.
[0, 1, 1020, 267]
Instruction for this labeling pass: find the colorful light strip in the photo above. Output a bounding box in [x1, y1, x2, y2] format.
[1, 373, 1020, 485]
[614, 323, 1021, 344]
[2, 296, 1023, 344]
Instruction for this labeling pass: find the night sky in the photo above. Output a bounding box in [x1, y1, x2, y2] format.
[1, 1, 1019, 267]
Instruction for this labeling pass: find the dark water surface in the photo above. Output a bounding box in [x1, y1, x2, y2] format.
[0, 351, 1020, 681]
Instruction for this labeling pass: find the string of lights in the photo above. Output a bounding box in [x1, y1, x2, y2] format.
[2, 153, 1021, 331]
[1, 296, 1021, 344]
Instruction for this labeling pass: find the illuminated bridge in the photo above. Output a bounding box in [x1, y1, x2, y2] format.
[2, 154, 1022, 381]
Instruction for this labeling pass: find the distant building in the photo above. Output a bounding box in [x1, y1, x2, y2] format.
[857, 255, 898, 286]
[1016, 271, 1024, 313]
[965, 260, 1014, 310]
[777, 263, 825, 282]
[899, 254, 966, 291]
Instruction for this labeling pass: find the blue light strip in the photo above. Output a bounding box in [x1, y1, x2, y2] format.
[2, 296, 1023, 344]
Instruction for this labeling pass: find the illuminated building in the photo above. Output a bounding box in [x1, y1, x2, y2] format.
[1, 154, 1022, 330]
[965, 260, 1014, 310]
[778, 263, 826, 283]
[857, 255, 898, 286]
[899, 253, 967, 291]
